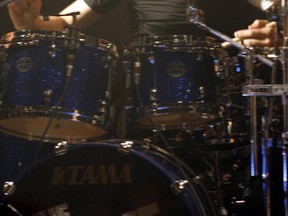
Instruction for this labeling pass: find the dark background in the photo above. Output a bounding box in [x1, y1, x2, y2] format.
[0, 0, 266, 50]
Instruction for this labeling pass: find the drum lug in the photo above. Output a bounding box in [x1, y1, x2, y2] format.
[3, 181, 15, 196]
[150, 89, 159, 112]
[198, 86, 205, 102]
[118, 140, 134, 155]
[43, 89, 53, 106]
[54, 141, 68, 156]
[170, 180, 189, 194]
[149, 88, 157, 102]
[98, 98, 110, 119]
[48, 43, 57, 58]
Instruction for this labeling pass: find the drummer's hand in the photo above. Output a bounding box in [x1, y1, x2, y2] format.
[234, 19, 278, 47]
[8, 0, 42, 30]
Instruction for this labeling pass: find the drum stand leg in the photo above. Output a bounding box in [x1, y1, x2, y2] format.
[242, 48, 278, 216]
[213, 151, 229, 216]
[243, 43, 288, 216]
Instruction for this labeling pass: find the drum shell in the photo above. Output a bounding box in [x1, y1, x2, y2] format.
[125, 35, 228, 131]
[0, 30, 118, 142]
[4, 141, 217, 216]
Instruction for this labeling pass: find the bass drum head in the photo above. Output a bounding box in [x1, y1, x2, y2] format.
[5, 141, 216, 216]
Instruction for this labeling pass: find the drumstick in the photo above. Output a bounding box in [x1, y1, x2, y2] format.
[221, 21, 276, 48]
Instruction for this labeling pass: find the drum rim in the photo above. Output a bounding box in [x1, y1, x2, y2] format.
[0, 107, 109, 143]
[5, 141, 218, 216]
[128, 34, 227, 56]
[0, 30, 118, 58]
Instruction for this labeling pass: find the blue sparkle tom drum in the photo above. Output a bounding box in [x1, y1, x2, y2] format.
[125, 34, 228, 131]
[0, 30, 118, 143]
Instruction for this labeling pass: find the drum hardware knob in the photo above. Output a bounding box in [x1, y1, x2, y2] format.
[98, 99, 108, 115]
[48, 43, 57, 58]
[151, 102, 159, 113]
[218, 105, 226, 118]
[54, 141, 68, 156]
[182, 122, 188, 131]
[43, 89, 53, 106]
[3, 181, 15, 196]
[197, 53, 204, 61]
[213, 59, 223, 77]
[147, 55, 155, 64]
[218, 206, 228, 216]
[198, 86, 205, 103]
[64, 13, 81, 50]
[0, 46, 6, 62]
[134, 56, 141, 85]
[170, 180, 189, 194]
[281, 132, 288, 145]
[105, 90, 111, 102]
[159, 124, 167, 131]
[149, 88, 158, 102]
[118, 140, 134, 155]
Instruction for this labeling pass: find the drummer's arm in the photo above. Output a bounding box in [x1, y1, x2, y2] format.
[52, 0, 103, 30]
[8, 0, 102, 31]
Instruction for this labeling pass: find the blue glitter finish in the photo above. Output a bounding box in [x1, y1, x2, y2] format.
[2, 32, 113, 117]
[138, 50, 217, 106]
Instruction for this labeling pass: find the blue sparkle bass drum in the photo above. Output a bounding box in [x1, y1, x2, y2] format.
[3, 140, 217, 216]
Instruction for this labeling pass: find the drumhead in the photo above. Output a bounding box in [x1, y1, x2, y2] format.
[4, 141, 217, 216]
[0, 30, 118, 142]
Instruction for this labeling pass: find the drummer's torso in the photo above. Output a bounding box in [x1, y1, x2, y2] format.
[128, 0, 266, 36]
[129, 0, 186, 35]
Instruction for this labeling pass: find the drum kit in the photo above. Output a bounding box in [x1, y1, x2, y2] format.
[0, 0, 287, 216]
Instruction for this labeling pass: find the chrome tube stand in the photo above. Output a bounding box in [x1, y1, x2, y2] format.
[280, 1, 288, 215]
[242, 48, 274, 216]
[186, 2, 282, 215]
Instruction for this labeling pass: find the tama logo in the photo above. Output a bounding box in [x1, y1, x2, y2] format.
[50, 164, 133, 185]
[16, 56, 33, 72]
[167, 61, 187, 78]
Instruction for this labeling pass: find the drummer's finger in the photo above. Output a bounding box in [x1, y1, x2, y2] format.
[248, 19, 269, 29]
[242, 38, 274, 47]
[9, 0, 29, 12]
[234, 27, 274, 40]
[27, 0, 42, 11]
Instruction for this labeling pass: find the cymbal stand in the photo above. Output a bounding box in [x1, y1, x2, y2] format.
[242, 47, 274, 216]
[280, 1, 288, 215]
[186, 3, 277, 215]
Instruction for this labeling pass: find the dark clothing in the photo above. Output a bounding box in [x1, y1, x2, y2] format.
[0, 8, 14, 36]
[84, 0, 266, 37]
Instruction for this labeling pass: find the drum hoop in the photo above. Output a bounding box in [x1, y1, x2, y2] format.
[128, 34, 227, 57]
[6, 141, 217, 216]
[0, 30, 118, 58]
[0, 107, 108, 142]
